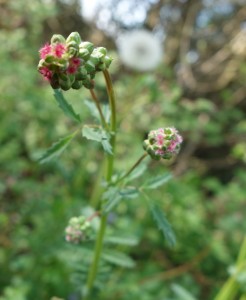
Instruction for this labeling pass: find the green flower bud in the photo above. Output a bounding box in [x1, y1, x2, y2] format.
[44, 55, 55, 64]
[78, 49, 89, 60]
[51, 34, 66, 45]
[82, 78, 94, 89]
[66, 32, 82, 45]
[80, 41, 94, 54]
[50, 75, 60, 89]
[67, 74, 75, 85]
[53, 58, 69, 70]
[85, 60, 96, 73]
[97, 62, 106, 71]
[76, 67, 88, 80]
[59, 72, 69, 81]
[93, 47, 107, 59]
[89, 54, 100, 65]
[72, 80, 83, 90]
[104, 56, 113, 68]
[66, 41, 79, 57]
[59, 78, 71, 91]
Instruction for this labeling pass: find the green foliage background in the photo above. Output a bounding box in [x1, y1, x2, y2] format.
[0, 0, 245, 299]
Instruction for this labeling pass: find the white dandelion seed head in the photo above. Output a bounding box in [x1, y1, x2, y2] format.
[117, 29, 163, 71]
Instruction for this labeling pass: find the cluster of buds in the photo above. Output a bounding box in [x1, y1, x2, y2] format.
[65, 216, 92, 244]
[143, 127, 183, 160]
[38, 32, 112, 91]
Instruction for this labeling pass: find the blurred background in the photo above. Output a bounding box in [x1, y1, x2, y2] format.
[0, 0, 246, 299]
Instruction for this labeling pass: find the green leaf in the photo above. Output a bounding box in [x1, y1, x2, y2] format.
[54, 89, 81, 123]
[143, 173, 172, 189]
[103, 186, 139, 213]
[142, 192, 176, 247]
[104, 235, 139, 246]
[171, 284, 197, 300]
[102, 249, 135, 268]
[102, 186, 122, 213]
[119, 187, 139, 199]
[149, 202, 176, 247]
[82, 125, 112, 155]
[38, 131, 77, 164]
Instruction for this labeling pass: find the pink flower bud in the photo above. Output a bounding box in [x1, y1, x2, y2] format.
[39, 43, 52, 59]
[53, 43, 66, 58]
[39, 67, 53, 81]
[143, 127, 183, 160]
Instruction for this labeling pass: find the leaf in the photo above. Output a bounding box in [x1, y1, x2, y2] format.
[143, 173, 172, 189]
[142, 192, 176, 247]
[102, 186, 139, 213]
[54, 89, 81, 123]
[102, 186, 122, 213]
[119, 187, 139, 199]
[104, 236, 139, 246]
[38, 131, 77, 164]
[82, 125, 112, 155]
[171, 284, 197, 300]
[102, 249, 135, 268]
[149, 201, 176, 247]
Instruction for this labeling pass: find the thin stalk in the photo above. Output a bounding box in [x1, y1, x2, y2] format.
[85, 70, 117, 299]
[89, 89, 108, 130]
[85, 214, 107, 295]
[115, 153, 148, 185]
[103, 70, 117, 181]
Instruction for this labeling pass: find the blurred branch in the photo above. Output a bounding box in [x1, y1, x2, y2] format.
[139, 247, 209, 284]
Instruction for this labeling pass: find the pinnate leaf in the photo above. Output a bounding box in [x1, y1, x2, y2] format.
[102, 249, 135, 268]
[142, 192, 175, 247]
[54, 89, 81, 123]
[38, 131, 77, 164]
[149, 201, 176, 247]
[103, 186, 139, 213]
[142, 173, 172, 189]
[104, 235, 139, 246]
[82, 125, 112, 154]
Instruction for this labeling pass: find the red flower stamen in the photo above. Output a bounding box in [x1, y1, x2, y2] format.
[53, 43, 66, 58]
[39, 43, 52, 59]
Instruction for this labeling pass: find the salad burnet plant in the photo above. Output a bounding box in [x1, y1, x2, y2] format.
[37, 32, 182, 299]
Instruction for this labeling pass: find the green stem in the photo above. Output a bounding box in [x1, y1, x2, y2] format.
[85, 214, 107, 295]
[89, 89, 108, 130]
[85, 70, 117, 299]
[103, 70, 117, 181]
[115, 153, 148, 185]
[214, 235, 246, 300]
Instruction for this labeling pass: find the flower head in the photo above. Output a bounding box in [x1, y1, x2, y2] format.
[65, 216, 92, 244]
[143, 127, 183, 160]
[37, 32, 112, 91]
[117, 29, 163, 71]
